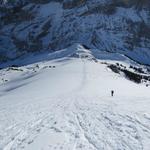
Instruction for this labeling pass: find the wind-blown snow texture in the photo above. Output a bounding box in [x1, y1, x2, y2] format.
[0, 0, 150, 64]
[0, 44, 150, 150]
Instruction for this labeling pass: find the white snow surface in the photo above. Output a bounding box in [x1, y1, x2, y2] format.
[0, 45, 150, 150]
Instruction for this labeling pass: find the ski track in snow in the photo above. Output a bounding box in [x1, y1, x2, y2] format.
[0, 58, 150, 150]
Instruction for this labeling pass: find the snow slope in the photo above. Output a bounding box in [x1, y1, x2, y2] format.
[0, 45, 150, 150]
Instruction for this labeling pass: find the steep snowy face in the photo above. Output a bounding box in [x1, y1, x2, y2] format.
[0, 0, 150, 64]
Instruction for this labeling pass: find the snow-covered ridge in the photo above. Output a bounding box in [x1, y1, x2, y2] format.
[0, 44, 150, 85]
[0, 43, 143, 68]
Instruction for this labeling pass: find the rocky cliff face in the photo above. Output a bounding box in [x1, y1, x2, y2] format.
[0, 0, 150, 64]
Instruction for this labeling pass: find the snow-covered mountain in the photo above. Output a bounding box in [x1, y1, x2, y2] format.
[1, 1, 150, 149]
[0, 0, 150, 65]
[0, 44, 150, 150]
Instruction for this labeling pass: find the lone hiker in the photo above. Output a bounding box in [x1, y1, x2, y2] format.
[111, 90, 114, 97]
